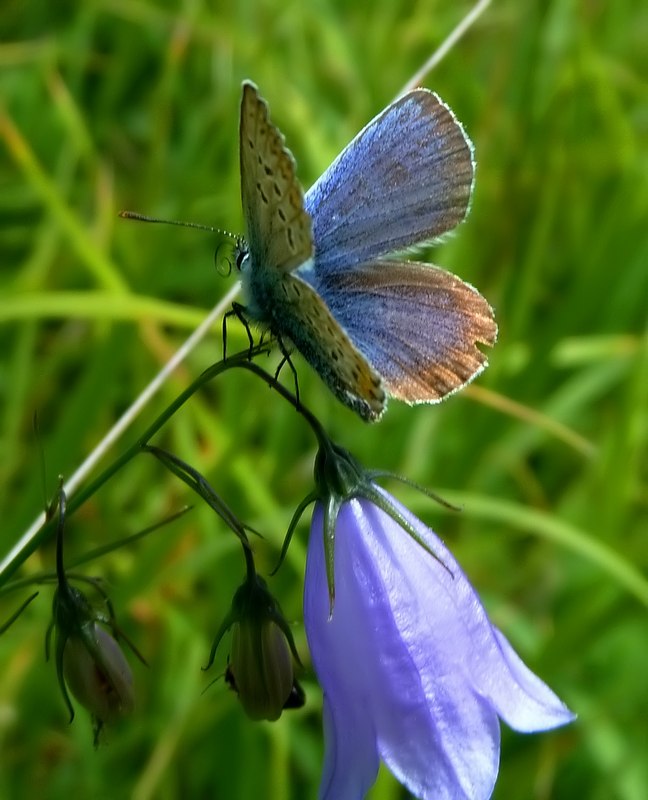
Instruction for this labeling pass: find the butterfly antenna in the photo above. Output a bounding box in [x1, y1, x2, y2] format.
[214, 240, 234, 277]
[118, 210, 239, 241]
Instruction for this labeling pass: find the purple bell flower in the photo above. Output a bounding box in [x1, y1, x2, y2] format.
[303, 470, 575, 800]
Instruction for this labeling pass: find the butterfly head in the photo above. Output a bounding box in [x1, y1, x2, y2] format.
[232, 235, 267, 323]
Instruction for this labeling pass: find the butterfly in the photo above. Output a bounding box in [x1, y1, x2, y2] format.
[235, 80, 496, 421]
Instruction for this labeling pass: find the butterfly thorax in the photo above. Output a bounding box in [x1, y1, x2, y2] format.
[237, 241, 291, 327]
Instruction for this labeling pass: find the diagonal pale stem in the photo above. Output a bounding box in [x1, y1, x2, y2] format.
[398, 0, 492, 95]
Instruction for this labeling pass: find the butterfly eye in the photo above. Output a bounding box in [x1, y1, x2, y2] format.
[235, 244, 249, 272]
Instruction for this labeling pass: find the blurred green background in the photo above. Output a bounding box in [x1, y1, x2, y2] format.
[1, 0, 646, 798]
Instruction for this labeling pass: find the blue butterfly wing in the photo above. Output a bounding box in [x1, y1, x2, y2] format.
[300, 260, 497, 403]
[303, 89, 474, 274]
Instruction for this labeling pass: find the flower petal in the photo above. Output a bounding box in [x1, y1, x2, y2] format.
[304, 507, 380, 800]
[368, 489, 575, 732]
[319, 689, 379, 800]
[489, 628, 576, 731]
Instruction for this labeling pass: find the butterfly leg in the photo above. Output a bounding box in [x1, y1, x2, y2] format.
[275, 337, 301, 406]
[222, 302, 255, 360]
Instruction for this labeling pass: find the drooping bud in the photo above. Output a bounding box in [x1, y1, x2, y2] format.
[229, 613, 301, 721]
[208, 575, 303, 722]
[45, 485, 142, 743]
[142, 447, 305, 721]
[62, 623, 134, 724]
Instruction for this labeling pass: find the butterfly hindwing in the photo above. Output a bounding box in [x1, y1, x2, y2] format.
[304, 89, 474, 273]
[275, 272, 386, 420]
[300, 259, 497, 404]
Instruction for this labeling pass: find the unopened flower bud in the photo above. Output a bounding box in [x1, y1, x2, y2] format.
[208, 574, 303, 722]
[45, 485, 142, 744]
[63, 624, 134, 724]
[228, 616, 295, 722]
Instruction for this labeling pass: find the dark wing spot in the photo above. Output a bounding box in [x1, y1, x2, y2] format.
[257, 182, 269, 204]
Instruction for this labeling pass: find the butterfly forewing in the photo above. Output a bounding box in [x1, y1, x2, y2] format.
[240, 81, 313, 273]
[304, 90, 474, 273]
